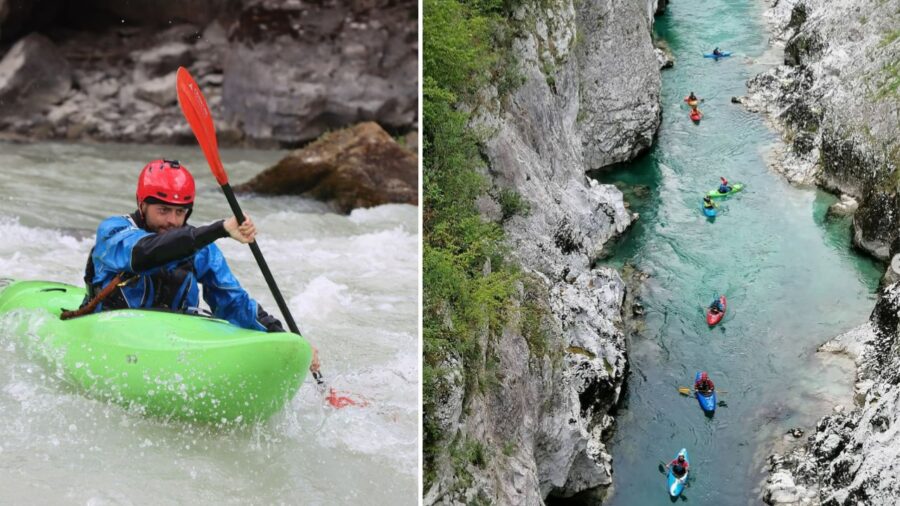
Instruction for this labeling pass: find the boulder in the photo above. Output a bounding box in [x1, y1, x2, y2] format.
[826, 194, 859, 217]
[0, 32, 71, 114]
[132, 42, 194, 77]
[134, 71, 176, 107]
[235, 122, 418, 213]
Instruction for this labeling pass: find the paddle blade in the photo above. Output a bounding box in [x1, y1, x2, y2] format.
[326, 388, 369, 409]
[176, 67, 228, 185]
[678, 387, 692, 395]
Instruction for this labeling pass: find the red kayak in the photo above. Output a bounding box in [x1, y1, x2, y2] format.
[706, 295, 726, 325]
[690, 109, 702, 122]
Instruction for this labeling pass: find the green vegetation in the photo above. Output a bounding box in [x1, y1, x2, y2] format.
[879, 29, 900, 48]
[424, 0, 541, 491]
[874, 60, 900, 100]
[498, 188, 531, 222]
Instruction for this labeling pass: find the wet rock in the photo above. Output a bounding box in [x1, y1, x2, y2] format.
[655, 47, 674, 69]
[883, 255, 900, 287]
[826, 195, 858, 217]
[731, 96, 743, 104]
[133, 72, 177, 107]
[235, 122, 417, 214]
[789, 427, 805, 438]
[632, 302, 644, 317]
[0, 33, 71, 114]
[132, 42, 194, 77]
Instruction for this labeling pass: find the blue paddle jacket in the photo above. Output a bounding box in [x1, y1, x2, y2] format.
[82, 211, 282, 332]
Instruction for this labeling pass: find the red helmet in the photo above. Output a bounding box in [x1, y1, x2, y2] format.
[720, 176, 728, 184]
[136, 159, 195, 207]
[700, 372, 709, 381]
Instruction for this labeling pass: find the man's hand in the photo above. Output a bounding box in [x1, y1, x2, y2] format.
[224, 214, 257, 244]
[310, 346, 321, 374]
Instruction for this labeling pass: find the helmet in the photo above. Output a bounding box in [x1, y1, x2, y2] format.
[700, 372, 709, 381]
[136, 160, 195, 207]
[720, 176, 728, 184]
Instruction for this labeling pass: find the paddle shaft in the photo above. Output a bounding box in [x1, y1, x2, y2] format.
[221, 183, 324, 385]
[220, 183, 299, 332]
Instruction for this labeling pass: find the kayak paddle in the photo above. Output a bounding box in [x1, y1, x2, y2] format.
[175, 66, 363, 409]
[678, 387, 727, 395]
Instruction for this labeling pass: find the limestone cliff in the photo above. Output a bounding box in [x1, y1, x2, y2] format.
[425, 0, 662, 503]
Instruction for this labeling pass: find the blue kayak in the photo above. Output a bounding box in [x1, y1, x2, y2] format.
[667, 448, 690, 497]
[704, 51, 732, 58]
[695, 371, 717, 414]
[702, 204, 717, 217]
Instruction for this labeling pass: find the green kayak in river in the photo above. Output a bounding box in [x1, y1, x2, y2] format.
[0, 279, 312, 424]
[707, 183, 744, 198]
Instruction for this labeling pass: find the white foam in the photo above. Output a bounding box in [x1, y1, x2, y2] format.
[291, 276, 354, 321]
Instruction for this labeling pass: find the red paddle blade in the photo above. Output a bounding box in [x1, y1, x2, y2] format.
[326, 388, 369, 409]
[176, 67, 228, 185]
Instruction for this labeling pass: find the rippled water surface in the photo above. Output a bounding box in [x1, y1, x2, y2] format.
[596, 1, 883, 504]
[0, 141, 418, 504]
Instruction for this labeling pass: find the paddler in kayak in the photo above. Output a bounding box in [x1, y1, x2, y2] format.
[666, 454, 689, 477]
[709, 297, 725, 315]
[702, 195, 716, 210]
[718, 177, 731, 194]
[712, 47, 723, 57]
[77, 159, 320, 371]
[694, 372, 715, 395]
[686, 91, 699, 108]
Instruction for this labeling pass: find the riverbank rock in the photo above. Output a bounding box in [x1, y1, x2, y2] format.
[234, 122, 417, 214]
[826, 194, 858, 218]
[762, 281, 900, 504]
[0, 33, 71, 115]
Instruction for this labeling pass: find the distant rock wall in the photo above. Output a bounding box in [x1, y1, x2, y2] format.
[0, 0, 417, 147]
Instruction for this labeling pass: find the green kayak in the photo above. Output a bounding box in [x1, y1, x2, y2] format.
[0, 279, 312, 424]
[707, 183, 744, 198]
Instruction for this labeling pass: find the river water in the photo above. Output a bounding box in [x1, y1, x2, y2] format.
[0, 141, 418, 504]
[596, 1, 883, 504]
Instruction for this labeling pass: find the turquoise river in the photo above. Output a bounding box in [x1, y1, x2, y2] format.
[595, 0, 883, 504]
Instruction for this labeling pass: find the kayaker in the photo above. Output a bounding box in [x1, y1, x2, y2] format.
[712, 47, 722, 56]
[709, 297, 725, 314]
[667, 454, 689, 477]
[703, 196, 715, 209]
[718, 177, 731, 194]
[695, 372, 715, 394]
[688, 91, 698, 102]
[79, 159, 320, 371]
